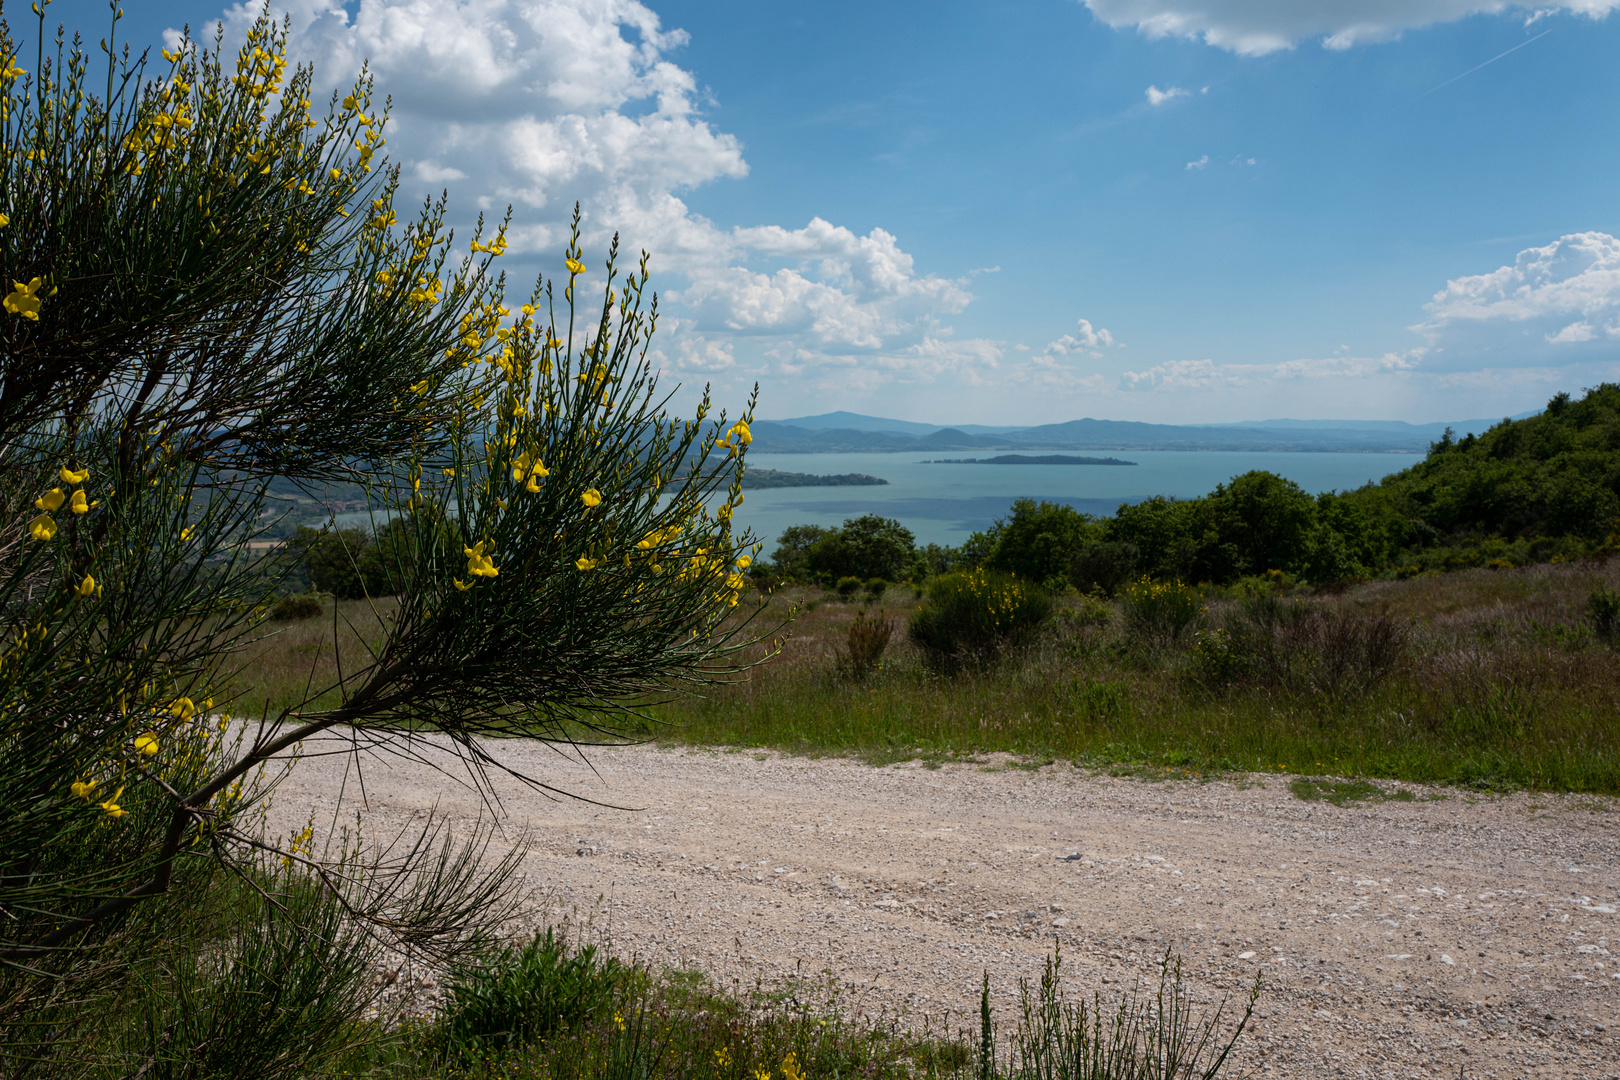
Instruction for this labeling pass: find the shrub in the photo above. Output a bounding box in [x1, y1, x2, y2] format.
[1591, 585, 1620, 644]
[1119, 577, 1204, 648]
[438, 929, 626, 1058]
[0, 14, 771, 1065]
[1194, 596, 1408, 696]
[835, 575, 863, 599]
[907, 570, 1052, 674]
[864, 577, 888, 600]
[837, 611, 894, 681]
[1068, 541, 1138, 597]
[269, 594, 324, 621]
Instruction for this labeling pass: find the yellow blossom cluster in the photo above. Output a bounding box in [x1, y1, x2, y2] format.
[27, 465, 97, 550]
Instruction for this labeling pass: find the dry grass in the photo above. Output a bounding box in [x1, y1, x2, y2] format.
[646, 560, 1620, 792]
[223, 597, 397, 717]
[223, 561, 1620, 792]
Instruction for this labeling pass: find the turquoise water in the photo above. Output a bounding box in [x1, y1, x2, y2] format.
[733, 450, 1425, 551]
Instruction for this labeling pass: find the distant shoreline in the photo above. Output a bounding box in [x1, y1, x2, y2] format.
[923, 454, 1137, 466]
[739, 468, 889, 489]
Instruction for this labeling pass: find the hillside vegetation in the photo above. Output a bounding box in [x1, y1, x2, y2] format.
[756, 385, 1620, 591]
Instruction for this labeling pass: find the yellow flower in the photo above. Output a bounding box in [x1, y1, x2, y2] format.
[442, 468, 456, 477]
[100, 787, 126, 818]
[134, 733, 159, 757]
[70, 779, 98, 800]
[35, 488, 65, 512]
[0, 214, 7, 227]
[4, 277, 44, 320]
[69, 489, 92, 514]
[511, 451, 533, 482]
[28, 514, 56, 541]
[409, 378, 431, 395]
[727, 420, 752, 449]
[736, 554, 752, 569]
[180, 526, 194, 541]
[76, 573, 96, 597]
[566, 257, 585, 276]
[464, 540, 498, 578]
[581, 488, 602, 508]
[576, 556, 598, 571]
[169, 697, 197, 721]
[59, 465, 89, 485]
[453, 578, 473, 591]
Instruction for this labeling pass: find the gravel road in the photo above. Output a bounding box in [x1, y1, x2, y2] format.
[268, 739, 1620, 1079]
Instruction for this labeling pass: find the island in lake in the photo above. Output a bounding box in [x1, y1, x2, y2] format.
[923, 454, 1137, 466]
[739, 469, 889, 489]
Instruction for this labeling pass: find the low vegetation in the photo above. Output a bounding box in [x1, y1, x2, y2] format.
[647, 558, 1620, 793]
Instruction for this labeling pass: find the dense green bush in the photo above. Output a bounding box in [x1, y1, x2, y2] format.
[1068, 541, 1139, 596]
[806, 514, 918, 583]
[835, 575, 863, 599]
[1118, 578, 1203, 648]
[982, 498, 1100, 587]
[438, 929, 627, 1058]
[864, 577, 888, 600]
[269, 594, 324, 621]
[765, 516, 917, 584]
[1191, 596, 1408, 695]
[907, 569, 1052, 673]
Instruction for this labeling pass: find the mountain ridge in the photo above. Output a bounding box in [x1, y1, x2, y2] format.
[755, 411, 1521, 453]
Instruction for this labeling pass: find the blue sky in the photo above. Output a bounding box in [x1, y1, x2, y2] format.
[36, 0, 1620, 424]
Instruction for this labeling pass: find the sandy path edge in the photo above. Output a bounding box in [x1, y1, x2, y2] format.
[266, 739, 1620, 1079]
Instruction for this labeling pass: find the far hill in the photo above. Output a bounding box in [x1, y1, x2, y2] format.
[752, 413, 1515, 454]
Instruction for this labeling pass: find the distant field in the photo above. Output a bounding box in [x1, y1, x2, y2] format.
[228, 560, 1620, 794]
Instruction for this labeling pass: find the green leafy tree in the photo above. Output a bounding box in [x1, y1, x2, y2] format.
[982, 498, 1100, 588]
[0, 15, 771, 1073]
[804, 514, 916, 583]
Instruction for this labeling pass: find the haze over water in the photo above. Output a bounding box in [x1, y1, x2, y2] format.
[737, 451, 1426, 552]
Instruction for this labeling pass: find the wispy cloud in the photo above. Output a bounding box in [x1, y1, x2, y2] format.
[1082, 0, 1614, 56]
[1185, 154, 1209, 170]
[1145, 84, 1190, 106]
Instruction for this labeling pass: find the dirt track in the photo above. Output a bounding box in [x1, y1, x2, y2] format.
[269, 739, 1620, 1079]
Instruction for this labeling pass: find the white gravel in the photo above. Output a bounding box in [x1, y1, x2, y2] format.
[267, 738, 1620, 1079]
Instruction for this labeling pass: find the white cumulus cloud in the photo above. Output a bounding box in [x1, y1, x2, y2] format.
[1415, 231, 1620, 367]
[194, 0, 971, 397]
[1145, 84, 1190, 106]
[1082, 0, 1619, 55]
[1422, 231, 1620, 327]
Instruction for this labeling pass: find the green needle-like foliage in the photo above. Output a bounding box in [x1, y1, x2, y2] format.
[0, 8, 776, 1073]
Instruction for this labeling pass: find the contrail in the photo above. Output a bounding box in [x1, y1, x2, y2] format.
[1423, 28, 1553, 96]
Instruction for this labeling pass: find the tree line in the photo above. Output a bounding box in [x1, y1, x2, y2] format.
[749, 384, 1620, 592]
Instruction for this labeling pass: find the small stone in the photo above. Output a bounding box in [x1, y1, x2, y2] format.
[1239, 951, 1257, 960]
[1052, 917, 1070, 928]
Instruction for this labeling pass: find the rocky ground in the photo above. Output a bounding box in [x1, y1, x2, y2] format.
[267, 738, 1619, 1079]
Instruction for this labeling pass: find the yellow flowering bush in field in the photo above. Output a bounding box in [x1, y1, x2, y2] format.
[906, 568, 1052, 673]
[0, 9, 772, 1075]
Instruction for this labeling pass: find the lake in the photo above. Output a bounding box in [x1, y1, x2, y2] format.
[732, 450, 1425, 552]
